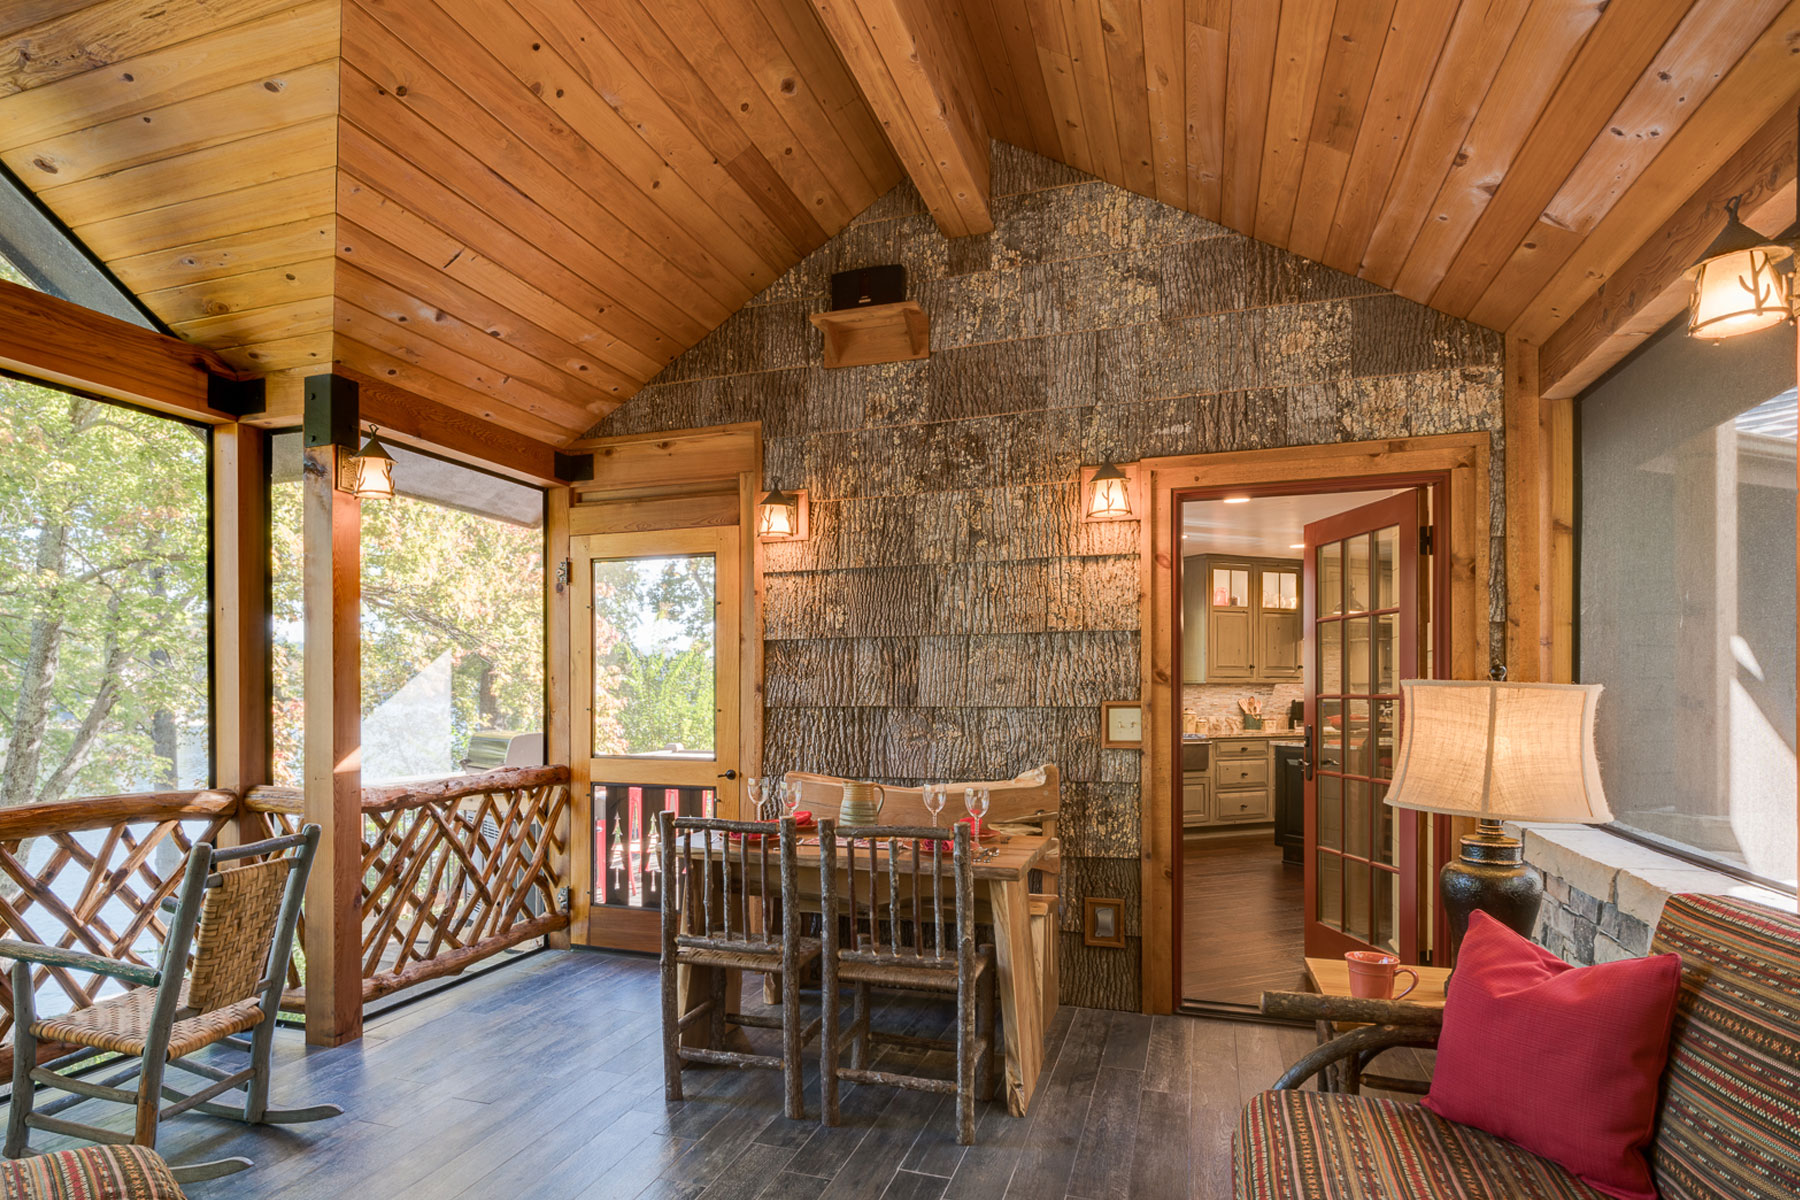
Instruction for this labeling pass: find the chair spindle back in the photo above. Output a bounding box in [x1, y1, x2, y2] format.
[659, 811, 800, 954]
[819, 822, 974, 964]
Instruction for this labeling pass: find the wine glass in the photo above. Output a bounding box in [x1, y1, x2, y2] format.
[963, 787, 990, 841]
[782, 778, 802, 819]
[922, 784, 946, 828]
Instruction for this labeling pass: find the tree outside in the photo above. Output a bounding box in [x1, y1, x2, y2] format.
[591, 555, 716, 757]
[0, 263, 210, 807]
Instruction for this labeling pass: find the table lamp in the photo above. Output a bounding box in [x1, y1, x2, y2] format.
[1383, 676, 1611, 957]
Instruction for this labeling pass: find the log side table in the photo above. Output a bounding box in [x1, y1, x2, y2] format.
[1302, 956, 1451, 1095]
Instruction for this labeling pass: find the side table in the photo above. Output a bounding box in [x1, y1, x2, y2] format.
[1302, 956, 1450, 1095]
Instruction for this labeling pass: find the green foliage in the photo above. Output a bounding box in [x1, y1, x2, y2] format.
[270, 479, 545, 786]
[591, 556, 716, 756]
[0, 379, 209, 806]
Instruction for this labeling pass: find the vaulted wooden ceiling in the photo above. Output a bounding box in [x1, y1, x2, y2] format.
[0, 0, 1794, 448]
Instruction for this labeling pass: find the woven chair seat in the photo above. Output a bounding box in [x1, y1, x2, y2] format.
[31, 984, 264, 1062]
[836, 944, 993, 992]
[678, 938, 821, 973]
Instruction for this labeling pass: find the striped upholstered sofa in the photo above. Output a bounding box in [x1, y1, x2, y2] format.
[1233, 894, 1800, 1199]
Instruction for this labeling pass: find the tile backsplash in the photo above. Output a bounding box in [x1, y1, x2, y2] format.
[1183, 682, 1305, 732]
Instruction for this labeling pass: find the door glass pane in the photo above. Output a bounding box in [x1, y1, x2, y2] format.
[1346, 778, 1371, 859]
[1374, 699, 1396, 780]
[1213, 566, 1249, 607]
[1374, 869, 1396, 953]
[1376, 525, 1398, 609]
[1319, 543, 1343, 616]
[1320, 621, 1342, 693]
[1375, 614, 1397, 693]
[1376, 782, 1395, 865]
[592, 555, 718, 757]
[1346, 858, 1372, 943]
[1318, 775, 1343, 850]
[1347, 617, 1372, 692]
[1316, 853, 1343, 930]
[1346, 534, 1371, 613]
[1345, 700, 1370, 775]
[1319, 699, 1342, 771]
[1262, 567, 1298, 611]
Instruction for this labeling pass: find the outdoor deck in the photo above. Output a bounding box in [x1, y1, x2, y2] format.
[1, 950, 1431, 1200]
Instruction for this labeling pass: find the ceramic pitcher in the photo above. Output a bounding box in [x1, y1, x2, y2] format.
[838, 780, 886, 826]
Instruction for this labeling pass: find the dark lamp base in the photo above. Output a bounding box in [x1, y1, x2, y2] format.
[1440, 819, 1543, 963]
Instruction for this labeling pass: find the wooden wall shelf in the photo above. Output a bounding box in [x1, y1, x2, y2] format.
[808, 301, 929, 368]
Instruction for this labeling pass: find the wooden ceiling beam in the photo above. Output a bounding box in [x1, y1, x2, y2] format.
[0, 277, 240, 421]
[808, 0, 994, 237]
[1538, 112, 1796, 400]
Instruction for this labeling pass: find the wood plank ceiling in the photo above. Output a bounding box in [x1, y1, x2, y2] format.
[0, 0, 1794, 445]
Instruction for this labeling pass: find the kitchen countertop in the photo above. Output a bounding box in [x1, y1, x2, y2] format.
[1184, 729, 1304, 740]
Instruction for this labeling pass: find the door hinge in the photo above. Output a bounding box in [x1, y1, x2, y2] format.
[555, 558, 571, 594]
[1418, 527, 1434, 555]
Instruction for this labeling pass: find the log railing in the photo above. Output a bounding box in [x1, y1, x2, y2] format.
[243, 764, 572, 1006]
[0, 767, 571, 1072]
[0, 789, 238, 1078]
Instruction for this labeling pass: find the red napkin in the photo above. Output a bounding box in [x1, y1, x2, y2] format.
[729, 810, 815, 842]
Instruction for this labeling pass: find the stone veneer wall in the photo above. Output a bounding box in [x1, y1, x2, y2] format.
[1534, 868, 1656, 964]
[590, 143, 1505, 1009]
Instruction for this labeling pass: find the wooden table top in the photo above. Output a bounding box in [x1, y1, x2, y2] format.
[675, 831, 1059, 883]
[1305, 956, 1450, 1007]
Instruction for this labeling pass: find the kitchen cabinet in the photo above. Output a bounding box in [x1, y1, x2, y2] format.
[1182, 555, 1302, 684]
[1182, 774, 1211, 828]
[1181, 736, 1291, 831]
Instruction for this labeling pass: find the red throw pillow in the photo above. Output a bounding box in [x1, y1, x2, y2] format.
[1423, 911, 1681, 1200]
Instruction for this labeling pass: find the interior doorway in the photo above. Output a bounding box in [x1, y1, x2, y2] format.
[1174, 483, 1446, 1012]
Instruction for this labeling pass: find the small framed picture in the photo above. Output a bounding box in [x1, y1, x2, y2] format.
[1100, 701, 1143, 748]
[1084, 897, 1126, 948]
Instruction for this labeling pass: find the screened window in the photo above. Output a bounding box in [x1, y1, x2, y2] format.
[1579, 321, 1797, 888]
[0, 256, 211, 802]
[270, 437, 546, 787]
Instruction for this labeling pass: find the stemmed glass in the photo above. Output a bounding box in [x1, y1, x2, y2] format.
[963, 787, 990, 841]
[922, 784, 946, 828]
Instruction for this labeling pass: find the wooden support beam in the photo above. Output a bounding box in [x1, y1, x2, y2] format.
[0, 279, 238, 421]
[255, 367, 568, 486]
[544, 485, 573, 951]
[1503, 336, 1551, 683]
[807, 0, 993, 237]
[212, 424, 270, 797]
[1538, 105, 1798, 400]
[302, 375, 364, 1048]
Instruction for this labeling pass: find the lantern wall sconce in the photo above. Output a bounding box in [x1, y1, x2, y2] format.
[756, 488, 809, 542]
[1686, 194, 1796, 341]
[337, 425, 397, 500]
[1080, 461, 1141, 522]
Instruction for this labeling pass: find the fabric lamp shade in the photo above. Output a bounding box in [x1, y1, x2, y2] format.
[1385, 680, 1612, 825]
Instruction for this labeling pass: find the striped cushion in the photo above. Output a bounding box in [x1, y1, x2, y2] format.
[0, 1146, 185, 1200]
[1648, 894, 1800, 1200]
[1234, 1090, 1608, 1199]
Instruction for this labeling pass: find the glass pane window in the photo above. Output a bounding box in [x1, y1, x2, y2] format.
[0, 380, 210, 801]
[1212, 566, 1249, 608]
[270, 437, 547, 787]
[592, 555, 718, 758]
[1580, 325, 1798, 888]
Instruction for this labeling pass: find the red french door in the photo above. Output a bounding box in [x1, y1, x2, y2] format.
[1303, 492, 1425, 962]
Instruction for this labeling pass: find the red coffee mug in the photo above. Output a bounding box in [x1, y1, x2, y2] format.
[1345, 950, 1418, 1000]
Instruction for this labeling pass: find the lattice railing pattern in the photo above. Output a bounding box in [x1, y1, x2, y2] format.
[245, 765, 572, 1004]
[0, 791, 237, 1077]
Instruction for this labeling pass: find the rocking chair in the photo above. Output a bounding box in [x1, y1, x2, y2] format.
[1, 825, 341, 1183]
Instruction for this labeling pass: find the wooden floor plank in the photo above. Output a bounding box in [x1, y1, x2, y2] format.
[0, 951, 1432, 1200]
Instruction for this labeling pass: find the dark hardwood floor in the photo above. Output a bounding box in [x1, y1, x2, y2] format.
[1181, 834, 1309, 1008]
[1, 949, 1431, 1200]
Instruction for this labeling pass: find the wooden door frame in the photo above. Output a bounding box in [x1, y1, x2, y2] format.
[549, 423, 765, 950]
[1140, 433, 1493, 1014]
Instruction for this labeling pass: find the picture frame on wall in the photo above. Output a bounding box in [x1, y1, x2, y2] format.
[1100, 701, 1143, 748]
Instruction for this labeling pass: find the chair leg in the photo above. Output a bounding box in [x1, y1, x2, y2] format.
[781, 958, 804, 1121]
[708, 968, 728, 1050]
[661, 952, 684, 1103]
[6, 962, 34, 1159]
[851, 981, 869, 1071]
[978, 965, 997, 1103]
[957, 976, 976, 1146]
[820, 970, 840, 1128]
[134, 1051, 165, 1148]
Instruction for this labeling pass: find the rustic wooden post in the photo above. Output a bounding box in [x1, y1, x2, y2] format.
[302, 374, 364, 1047]
[212, 421, 269, 848]
[545, 486, 573, 948]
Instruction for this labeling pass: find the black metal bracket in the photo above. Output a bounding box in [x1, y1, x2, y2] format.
[553, 451, 595, 484]
[303, 374, 359, 451]
[206, 373, 266, 419]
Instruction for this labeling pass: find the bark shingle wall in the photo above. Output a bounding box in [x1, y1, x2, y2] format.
[592, 144, 1505, 1009]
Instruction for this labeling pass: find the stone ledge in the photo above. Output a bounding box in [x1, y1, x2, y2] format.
[1512, 823, 1795, 934]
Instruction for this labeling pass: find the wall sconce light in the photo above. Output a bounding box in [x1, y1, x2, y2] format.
[1081, 462, 1139, 522]
[756, 488, 809, 541]
[1687, 195, 1795, 341]
[337, 425, 397, 499]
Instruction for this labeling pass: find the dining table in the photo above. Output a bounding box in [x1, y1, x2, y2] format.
[673, 828, 1061, 1118]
